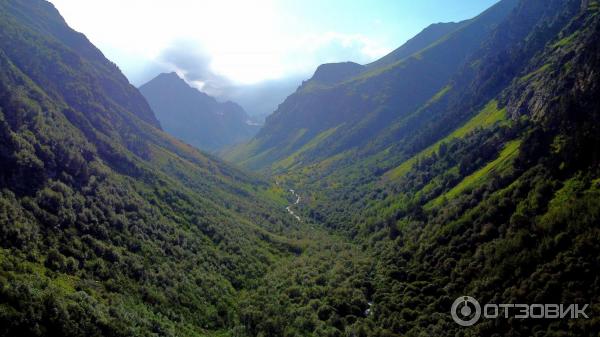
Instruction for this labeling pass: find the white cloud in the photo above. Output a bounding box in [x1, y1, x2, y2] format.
[49, 0, 391, 85]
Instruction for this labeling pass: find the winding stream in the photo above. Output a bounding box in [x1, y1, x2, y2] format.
[286, 189, 301, 221]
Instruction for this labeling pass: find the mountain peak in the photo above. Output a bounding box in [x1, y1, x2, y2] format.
[151, 71, 190, 86]
[310, 62, 365, 85]
[157, 71, 183, 80]
[139, 73, 259, 151]
[141, 71, 214, 101]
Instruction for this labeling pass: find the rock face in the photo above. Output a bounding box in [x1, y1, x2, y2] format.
[140, 72, 260, 152]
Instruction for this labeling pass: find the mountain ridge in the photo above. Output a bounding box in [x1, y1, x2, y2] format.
[1, 0, 599, 336]
[224, 0, 521, 170]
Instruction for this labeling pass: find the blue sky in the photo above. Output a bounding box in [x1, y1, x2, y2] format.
[50, 0, 500, 88]
[279, 0, 501, 45]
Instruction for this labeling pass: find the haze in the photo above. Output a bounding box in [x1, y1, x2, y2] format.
[49, 0, 499, 115]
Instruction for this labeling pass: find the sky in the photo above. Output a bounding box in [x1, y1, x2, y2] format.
[49, 0, 499, 116]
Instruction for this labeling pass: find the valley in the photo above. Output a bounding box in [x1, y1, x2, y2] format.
[225, 0, 600, 335]
[0, 0, 599, 337]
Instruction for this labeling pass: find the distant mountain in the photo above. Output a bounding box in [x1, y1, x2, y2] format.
[222, 75, 304, 118]
[139, 72, 260, 152]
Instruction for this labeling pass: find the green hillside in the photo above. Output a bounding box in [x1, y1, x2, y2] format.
[1, 0, 600, 337]
[385, 99, 507, 181]
[225, 0, 600, 336]
[0, 1, 300, 336]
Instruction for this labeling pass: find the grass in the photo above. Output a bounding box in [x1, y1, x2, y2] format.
[429, 85, 452, 103]
[427, 139, 521, 208]
[415, 166, 459, 200]
[552, 32, 578, 48]
[519, 63, 551, 83]
[259, 184, 288, 206]
[273, 126, 340, 171]
[235, 129, 309, 170]
[385, 99, 507, 180]
[0, 248, 78, 294]
[221, 137, 262, 162]
[53, 273, 78, 293]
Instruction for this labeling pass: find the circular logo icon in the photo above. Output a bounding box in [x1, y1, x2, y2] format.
[451, 296, 481, 326]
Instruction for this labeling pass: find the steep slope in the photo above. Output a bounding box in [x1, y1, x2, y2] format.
[365, 2, 600, 335]
[270, 0, 587, 233]
[0, 0, 160, 129]
[224, 0, 600, 336]
[140, 72, 260, 152]
[309, 61, 365, 86]
[0, 1, 298, 336]
[365, 21, 467, 70]
[2, 0, 599, 336]
[224, 0, 519, 170]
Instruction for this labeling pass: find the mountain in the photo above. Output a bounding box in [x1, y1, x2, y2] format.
[139, 72, 260, 152]
[310, 61, 365, 85]
[224, 0, 520, 170]
[365, 21, 467, 70]
[0, 1, 300, 336]
[2, 0, 600, 336]
[225, 0, 600, 336]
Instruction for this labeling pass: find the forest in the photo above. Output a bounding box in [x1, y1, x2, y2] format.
[1, 0, 599, 336]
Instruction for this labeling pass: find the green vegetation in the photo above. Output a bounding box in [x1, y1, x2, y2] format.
[519, 63, 552, 82]
[2, 0, 600, 337]
[428, 139, 521, 208]
[0, 2, 300, 336]
[386, 99, 507, 180]
[236, 238, 376, 337]
[552, 32, 578, 48]
[272, 126, 341, 171]
[428, 84, 452, 103]
[227, 1, 600, 336]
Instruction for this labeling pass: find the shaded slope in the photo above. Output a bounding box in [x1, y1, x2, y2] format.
[0, 1, 298, 336]
[365, 21, 466, 70]
[367, 4, 600, 335]
[0, 0, 160, 129]
[276, 0, 586, 234]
